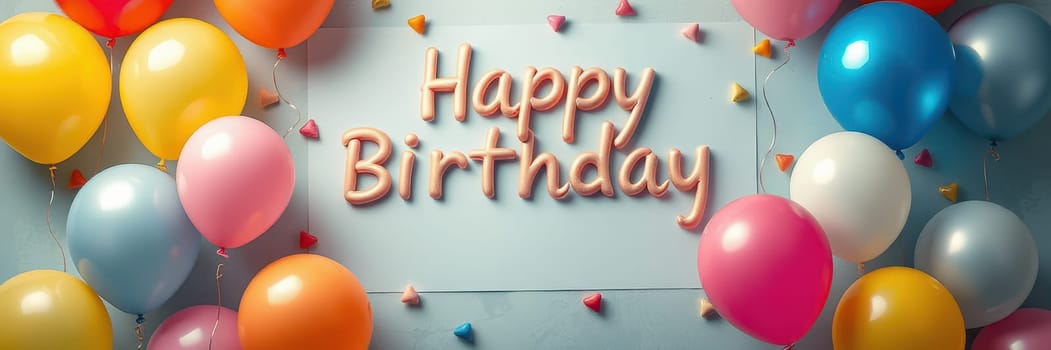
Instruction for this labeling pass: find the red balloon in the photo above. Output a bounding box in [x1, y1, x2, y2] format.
[861, 0, 955, 15]
[55, 0, 174, 39]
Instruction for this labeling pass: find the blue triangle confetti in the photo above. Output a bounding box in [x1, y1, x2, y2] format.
[453, 322, 472, 339]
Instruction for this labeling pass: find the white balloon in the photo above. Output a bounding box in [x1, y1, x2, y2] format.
[790, 132, 911, 263]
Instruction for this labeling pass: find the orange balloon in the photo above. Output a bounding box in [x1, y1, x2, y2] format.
[238, 254, 372, 350]
[214, 0, 335, 50]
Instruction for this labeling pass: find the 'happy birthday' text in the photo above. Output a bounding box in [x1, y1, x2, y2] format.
[341, 44, 712, 230]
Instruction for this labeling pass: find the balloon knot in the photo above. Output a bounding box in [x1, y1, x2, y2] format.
[783, 344, 795, 350]
[48, 165, 58, 172]
[895, 150, 905, 160]
[106, 38, 115, 49]
[216, 247, 229, 258]
[989, 140, 998, 147]
[988, 144, 1001, 161]
[277, 48, 287, 59]
[785, 40, 796, 49]
[135, 314, 145, 324]
[156, 159, 168, 173]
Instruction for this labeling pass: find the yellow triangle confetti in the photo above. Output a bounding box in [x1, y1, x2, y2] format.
[753, 38, 772, 58]
[372, 0, 390, 9]
[939, 183, 959, 203]
[408, 14, 426, 35]
[699, 298, 717, 319]
[730, 83, 749, 103]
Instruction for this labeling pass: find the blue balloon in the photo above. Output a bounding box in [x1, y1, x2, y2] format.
[818, 2, 956, 153]
[67, 164, 201, 315]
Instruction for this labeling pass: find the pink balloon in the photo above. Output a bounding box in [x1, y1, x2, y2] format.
[973, 308, 1051, 350]
[148, 305, 241, 350]
[731, 0, 841, 41]
[697, 194, 833, 346]
[176, 116, 295, 251]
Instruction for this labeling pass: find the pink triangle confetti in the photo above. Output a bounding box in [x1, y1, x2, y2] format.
[259, 88, 279, 108]
[401, 285, 420, 305]
[913, 148, 933, 168]
[681, 23, 699, 42]
[299, 119, 319, 139]
[583, 292, 602, 312]
[547, 15, 565, 33]
[615, 0, 636, 16]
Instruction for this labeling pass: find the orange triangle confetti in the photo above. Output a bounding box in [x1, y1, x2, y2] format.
[259, 88, 279, 108]
[68, 169, 87, 189]
[730, 83, 749, 103]
[939, 183, 959, 202]
[408, 14, 426, 35]
[775, 154, 795, 172]
[372, 0, 390, 9]
[753, 39, 772, 58]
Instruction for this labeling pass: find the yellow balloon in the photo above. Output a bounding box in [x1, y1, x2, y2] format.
[0, 13, 110, 165]
[0, 270, 113, 350]
[833, 266, 965, 350]
[120, 17, 248, 160]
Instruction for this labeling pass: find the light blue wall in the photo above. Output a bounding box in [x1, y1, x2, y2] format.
[2, 0, 1050, 349]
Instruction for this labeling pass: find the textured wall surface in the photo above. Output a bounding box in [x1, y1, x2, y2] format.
[2, 0, 1050, 349]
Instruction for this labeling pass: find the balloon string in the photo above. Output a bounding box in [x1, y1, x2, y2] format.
[94, 111, 109, 174]
[758, 40, 794, 194]
[95, 43, 114, 176]
[209, 263, 225, 350]
[983, 142, 1000, 201]
[135, 314, 145, 350]
[156, 159, 168, 173]
[46, 165, 68, 272]
[273, 52, 302, 138]
[857, 262, 865, 276]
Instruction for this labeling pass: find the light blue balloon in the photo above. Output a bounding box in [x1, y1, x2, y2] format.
[914, 201, 1039, 329]
[949, 4, 1051, 142]
[817, 2, 956, 154]
[67, 164, 201, 315]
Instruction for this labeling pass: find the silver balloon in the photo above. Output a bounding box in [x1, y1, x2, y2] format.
[948, 3, 1051, 141]
[915, 201, 1039, 329]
